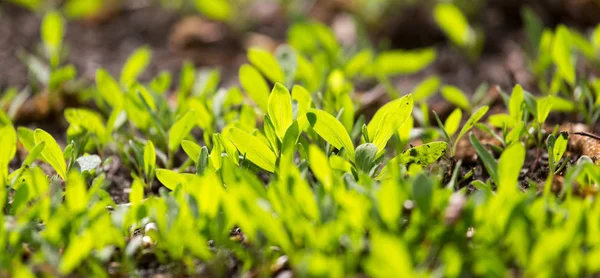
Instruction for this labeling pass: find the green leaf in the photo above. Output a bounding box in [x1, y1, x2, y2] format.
[181, 140, 201, 164]
[355, 143, 378, 173]
[306, 109, 355, 161]
[239, 64, 270, 112]
[365, 231, 413, 277]
[144, 140, 156, 178]
[17, 127, 35, 152]
[149, 71, 172, 94]
[155, 169, 195, 190]
[49, 65, 76, 90]
[41, 11, 64, 66]
[63, 0, 104, 19]
[263, 115, 279, 152]
[59, 230, 93, 274]
[187, 98, 213, 130]
[22, 141, 45, 168]
[210, 134, 223, 170]
[433, 111, 452, 145]
[194, 0, 231, 21]
[506, 122, 525, 145]
[453, 105, 489, 151]
[168, 110, 197, 152]
[433, 3, 474, 47]
[177, 61, 196, 100]
[412, 174, 433, 213]
[375, 48, 436, 76]
[469, 133, 498, 185]
[444, 108, 462, 136]
[248, 48, 285, 83]
[441, 85, 470, 110]
[0, 125, 17, 184]
[521, 7, 544, 54]
[281, 121, 300, 158]
[370, 94, 414, 156]
[129, 178, 144, 205]
[268, 83, 293, 140]
[309, 145, 333, 192]
[227, 127, 276, 172]
[96, 69, 124, 108]
[552, 25, 575, 86]
[65, 172, 87, 212]
[498, 142, 525, 191]
[394, 142, 448, 167]
[536, 96, 552, 124]
[64, 108, 107, 141]
[553, 132, 568, 168]
[120, 46, 151, 87]
[196, 146, 209, 175]
[547, 95, 574, 112]
[509, 84, 524, 123]
[34, 129, 67, 179]
[345, 49, 373, 78]
[413, 76, 441, 103]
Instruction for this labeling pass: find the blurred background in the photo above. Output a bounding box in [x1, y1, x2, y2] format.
[1, 0, 600, 120]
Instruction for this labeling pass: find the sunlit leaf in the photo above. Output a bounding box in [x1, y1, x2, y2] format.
[227, 127, 276, 172]
[375, 48, 436, 76]
[34, 129, 67, 179]
[268, 83, 293, 140]
[96, 69, 124, 108]
[239, 64, 270, 112]
[498, 142, 525, 191]
[552, 25, 575, 86]
[194, 0, 231, 21]
[413, 76, 440, 103]
[536, 96, 552, 124]
[444, 108, 462, 136]
[434, 3, 474, 47]
[370, 94, 413, 156]
[441, 85, 470, 111]
[168, 110, 197, 152]
[65, 172, 87, 212]
[248, 48, 285, 83]
[144, 140, 156, 179]
[41, 10, 64, 66]
[309, 145, 333, 191]
[0, 125, 17, 185]
[307, 109, 355, 161]
[155, 169, 195, 190]
[120, 46, 151, 87]
[181, 140, 202, 164]
[394, 142, 447, 167]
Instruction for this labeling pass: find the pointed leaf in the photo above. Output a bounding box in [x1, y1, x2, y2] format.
[0, 125, 17, 184]
[248, 48, 285, 83]
[227, 127, 276, 172]
[168, 110, 197, 152]
[34, 129, 67, 179]
[268, 83, 293, 140]
[371, 94, 414, 156]
[454, 105, 489, 151]
[239, 64, 270, 111]
[306, 109, 355, 161]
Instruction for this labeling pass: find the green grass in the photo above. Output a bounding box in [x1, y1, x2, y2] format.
[2, 3, 600, 277]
